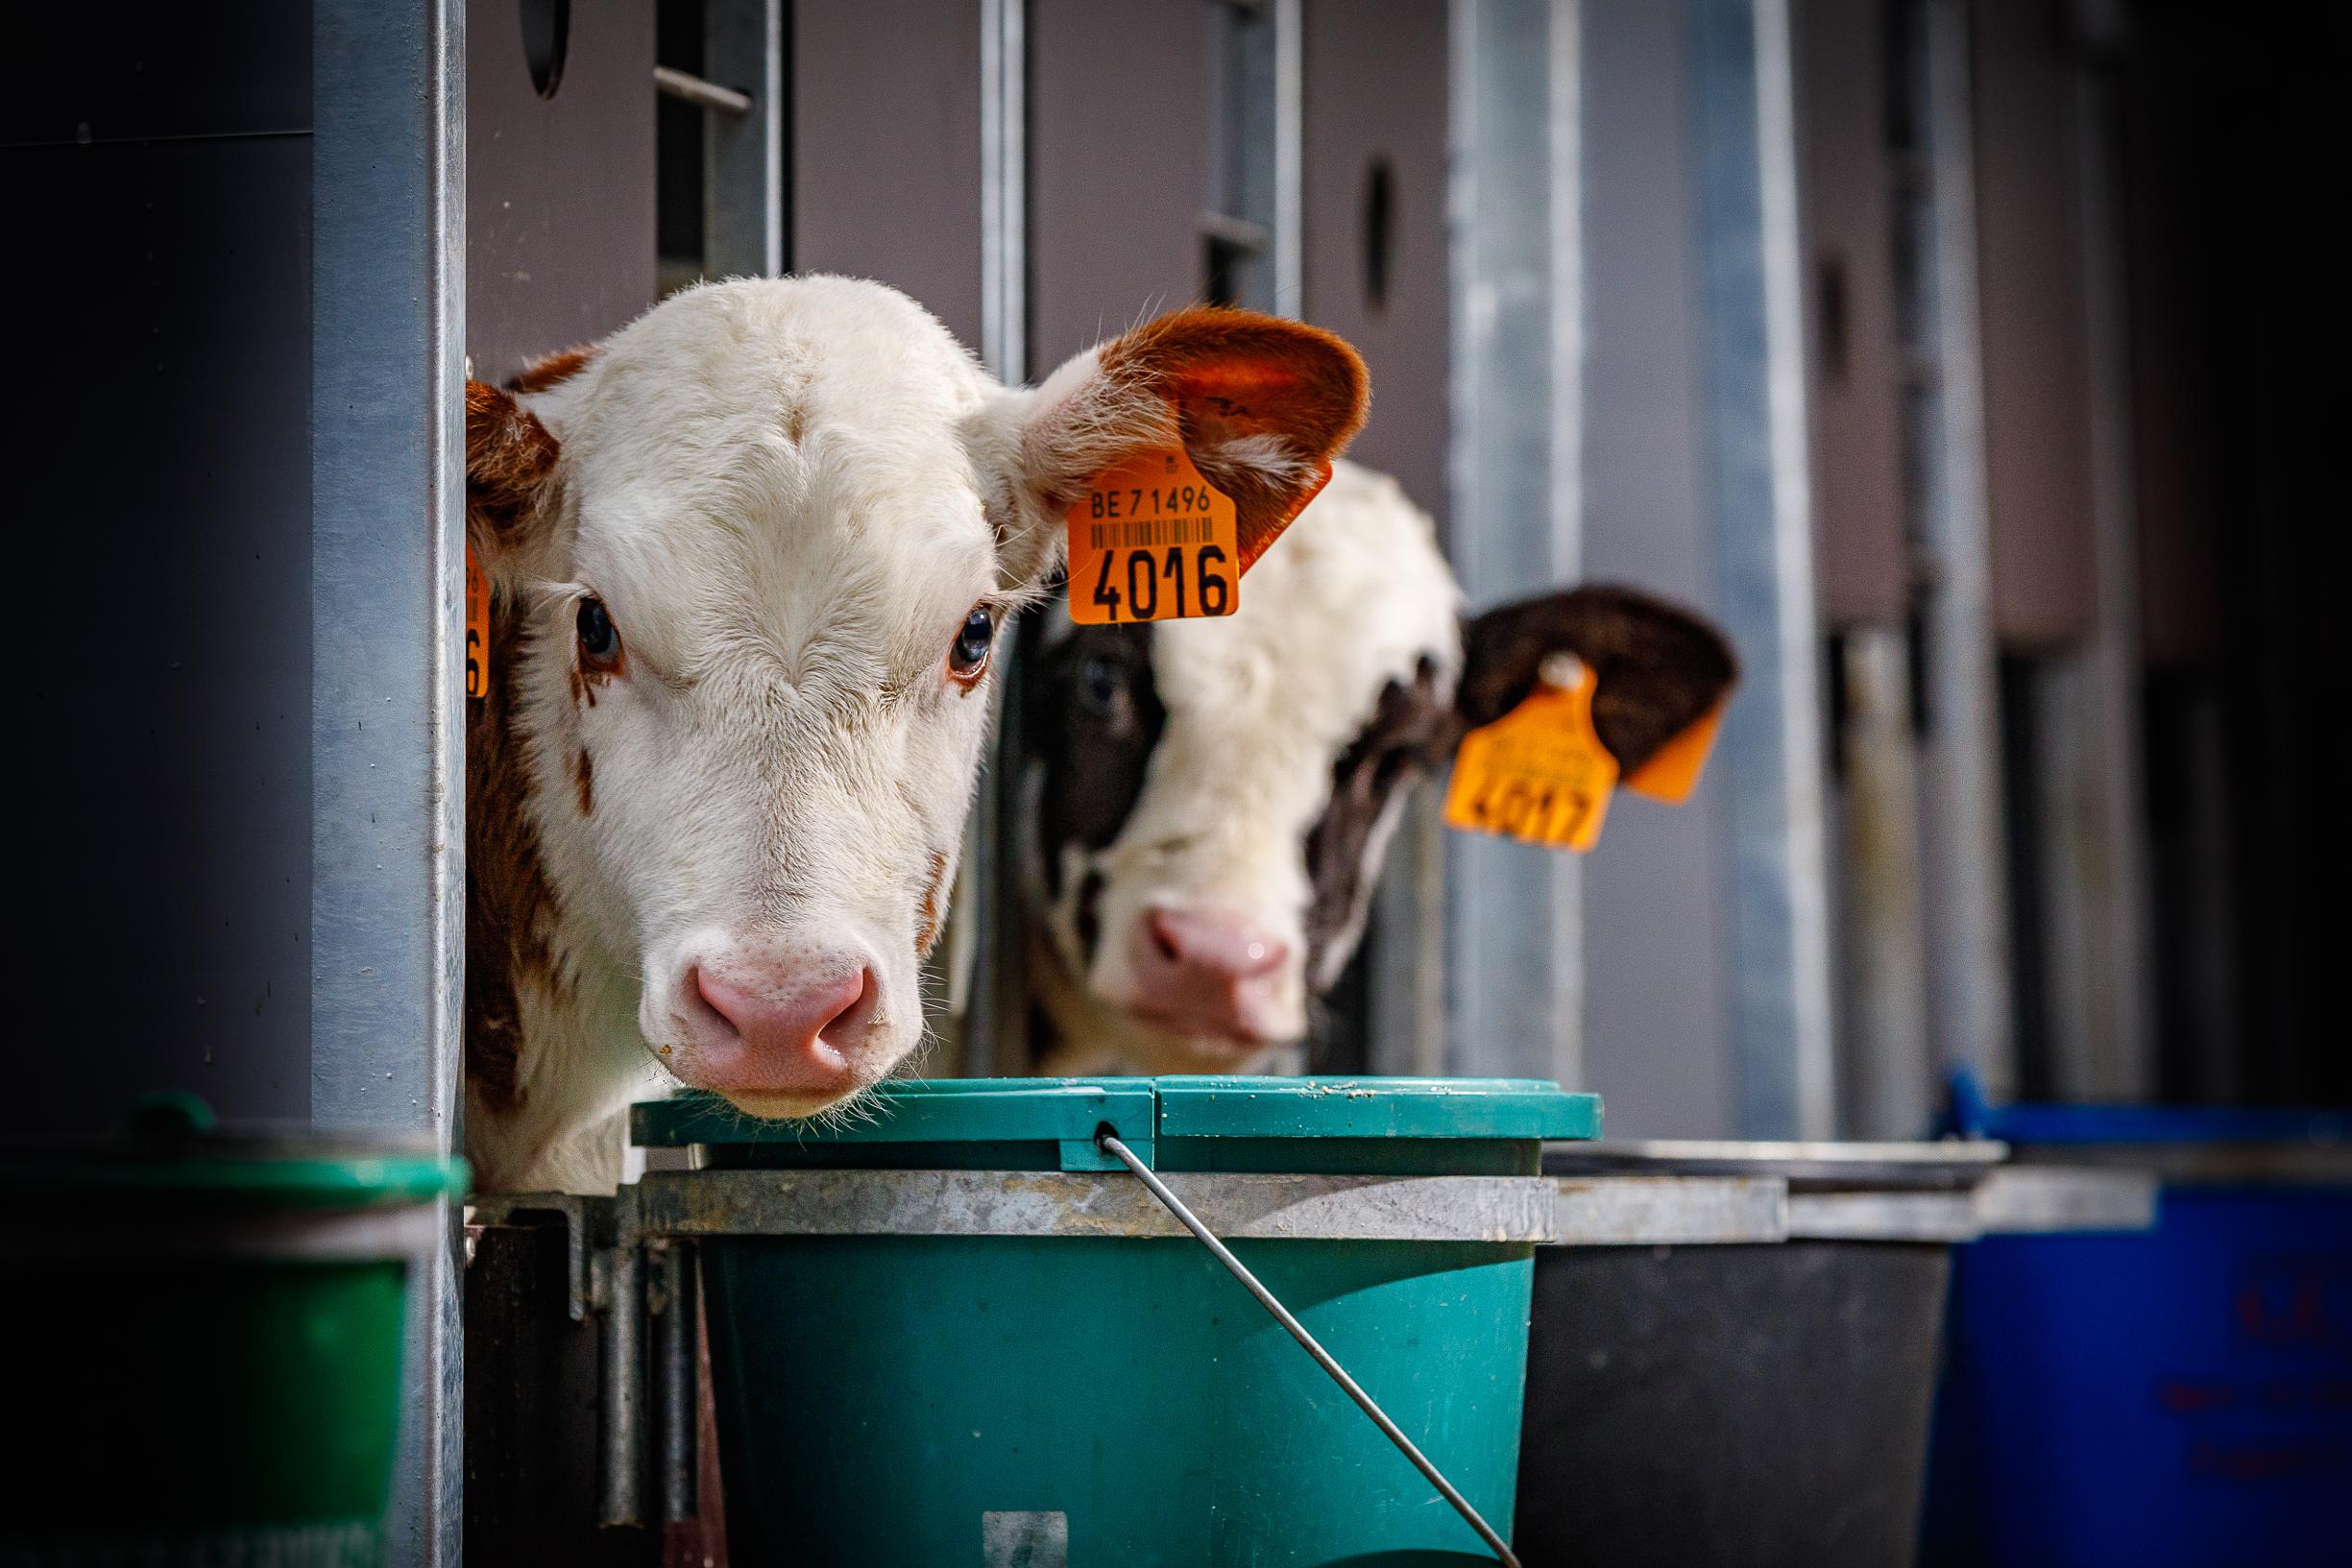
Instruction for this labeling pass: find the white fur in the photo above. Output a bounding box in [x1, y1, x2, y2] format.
[469, 278, 1336, 1191]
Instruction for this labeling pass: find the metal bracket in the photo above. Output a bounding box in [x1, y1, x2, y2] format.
[468, 1192, 615, 1321]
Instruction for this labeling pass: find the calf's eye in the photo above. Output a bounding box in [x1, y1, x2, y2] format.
[576, 596, 623, 670]
[1078, 654, 1123, 715]
[949, 606, 995, 676]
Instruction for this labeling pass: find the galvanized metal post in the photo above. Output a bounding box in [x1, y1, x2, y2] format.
[1832, 628, 1934, 1138]
[1688, 0, 1835, 1138]
[703, 0, 787, 277]
[1444, 0, 1586, 1085]
[981, 0, 1027, 384]
[968, 0, 1030, 1076]
[1212, 0, 1302, 317]
[1911, 0, 2015, 1098]
[310, 3, 467, 1562]
[2049, 56, 2153, 1098]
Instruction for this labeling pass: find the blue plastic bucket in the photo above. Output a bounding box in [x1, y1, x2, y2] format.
[1922, 1080, 2352, 1567]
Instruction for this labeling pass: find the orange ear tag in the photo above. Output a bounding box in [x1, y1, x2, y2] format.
[465, 543, 491, 699]
[1443, 660, 1619, 851]
[1623, 699, 1727, 803]
[1065, 446, 1240, 625]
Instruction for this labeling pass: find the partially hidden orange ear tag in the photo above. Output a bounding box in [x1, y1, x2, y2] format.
[1443, 659, 1618, 851]
[1623, 700, 1726, 803]
[465, 543, 490, 699]
[1066, 446, 1240, 625]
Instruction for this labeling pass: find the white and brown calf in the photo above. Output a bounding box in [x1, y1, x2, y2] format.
[1020, 459, 1737, 1075]
[464, 277, 1367, 1191]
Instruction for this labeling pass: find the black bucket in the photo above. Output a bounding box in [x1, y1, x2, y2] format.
[1517, 1141, 2000, 1568]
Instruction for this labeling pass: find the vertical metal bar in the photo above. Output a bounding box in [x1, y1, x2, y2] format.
[1689, 0, 1835, 1138]
[981, 0, 1028, 384]
[655, 1243, 698, 1524]
[311, 3, 465, 1562]
[1271, 0, 1304, 315]
[1445, 0, 1586, 1085]
[704, 0, 788, 277]
[1832, 628, 1934, 1138]
[2066, 60, 2153, 1097]
[1214, 0, 1291, 316]
[971, 0, 1030, 1075]
[1913, 0, 2014, 1098]
[599, 1244, 647, 1529]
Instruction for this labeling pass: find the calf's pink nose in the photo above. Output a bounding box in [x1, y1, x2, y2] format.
[1128, 907, 1292, 1045]
[1148, 909, 1288, 978]
[689, 965, 871, 1096]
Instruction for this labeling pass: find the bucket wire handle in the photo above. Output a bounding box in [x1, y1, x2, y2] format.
[1095, 1130, 1524, 1568]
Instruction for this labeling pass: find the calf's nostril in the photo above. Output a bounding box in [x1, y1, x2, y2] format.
[1148, 912, 1185, 964]
[688, 966, 741, 1039]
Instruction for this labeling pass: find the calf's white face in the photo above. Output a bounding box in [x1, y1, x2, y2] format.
[464, 277, 1367, 1187]
[1022, 461, 1737, 1074]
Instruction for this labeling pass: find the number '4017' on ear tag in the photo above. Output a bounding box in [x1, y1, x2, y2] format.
[1066, 446, 1239, 625]
[1443, 658, 1618, 851]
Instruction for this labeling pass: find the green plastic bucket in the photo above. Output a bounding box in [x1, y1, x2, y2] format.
[634, 1075, 1597, 1566]
[0, 1095, 467, 1566]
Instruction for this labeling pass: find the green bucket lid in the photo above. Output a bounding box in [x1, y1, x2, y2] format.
[0, 1092, 469, 1209]
[633, 1076, 1600, 1173]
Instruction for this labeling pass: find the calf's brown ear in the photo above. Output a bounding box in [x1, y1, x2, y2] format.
[982, 307, 1370, 590]
[465, 378, 561, 583]
[1452, 585, 1739, 778]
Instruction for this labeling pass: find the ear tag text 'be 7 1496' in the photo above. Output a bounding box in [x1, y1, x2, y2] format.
[1066, 446, 1240, 626]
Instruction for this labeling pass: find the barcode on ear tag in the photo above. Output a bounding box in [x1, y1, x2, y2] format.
[465, 543, 491, 699]
[1065, 447, 1239, 625]
[1443, 661, 1619, 851]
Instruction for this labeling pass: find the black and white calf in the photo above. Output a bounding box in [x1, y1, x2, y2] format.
[1020, 460, 1737, 1074]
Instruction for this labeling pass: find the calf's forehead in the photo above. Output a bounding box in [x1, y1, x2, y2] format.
[1149, 467, 1462, 762]
[545, 280, 1004, 668]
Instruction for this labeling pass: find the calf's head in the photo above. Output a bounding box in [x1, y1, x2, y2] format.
[467, 278, 1365, 1119]
[1021, 463, 1736, 1073]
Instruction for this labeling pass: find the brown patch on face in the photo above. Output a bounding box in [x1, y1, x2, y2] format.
[506, 345, 596, 394]
[1451, 586, 1739, 774]
[913, 849, 954, 959]
[1302, 658, 1451, 985]
[574, 747, 594, 816]
[1095, 309, 1369, 571]
[467, 603, 564, 1113]
[465, 379, 559, 564]
[784, 401, 807, 445]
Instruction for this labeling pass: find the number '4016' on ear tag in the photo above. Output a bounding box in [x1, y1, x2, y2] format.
[465, 543, 490, 700]
[1443, 658, 1618, 851]
[1066, 446, 1239, 625]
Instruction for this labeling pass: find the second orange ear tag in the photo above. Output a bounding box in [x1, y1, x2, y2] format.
[465, 543, 491, 700]
[1066, 446, 1240, 625]
[1443, 660, 1619, 851]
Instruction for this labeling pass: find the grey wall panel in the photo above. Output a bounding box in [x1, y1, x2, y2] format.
[794, 0, 987, 351]
[468, 0, 658, 379]
[1792, 0, 1907, 628]
[1029, 0, 1217, 371]
[1300, 0, 1450, 524]
[1969, 0, 2096, 648]
[1576, 0, 1736, 1138]
[6, 133, 313, 1141]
